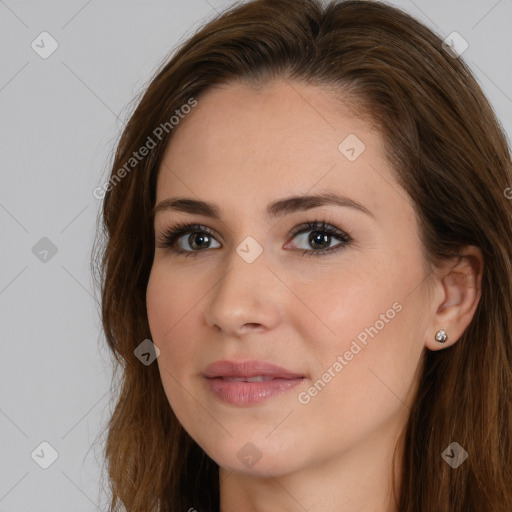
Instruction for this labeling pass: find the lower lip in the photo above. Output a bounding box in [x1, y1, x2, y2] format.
[204, 377, 304, 406]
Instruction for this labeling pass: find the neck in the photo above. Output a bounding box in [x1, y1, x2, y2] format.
[219, 417, 405, 512]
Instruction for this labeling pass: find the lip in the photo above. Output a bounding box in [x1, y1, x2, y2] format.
[203, 360, 305, 407]
[203, 360, 304, 379]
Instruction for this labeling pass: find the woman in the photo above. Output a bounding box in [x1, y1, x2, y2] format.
[92, 0, 512, 510]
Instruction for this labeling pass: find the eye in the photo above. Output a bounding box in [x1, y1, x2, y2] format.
[286, 219, 352, 257]
[156, 219, 352, 258]
[156, 222, 221, 257]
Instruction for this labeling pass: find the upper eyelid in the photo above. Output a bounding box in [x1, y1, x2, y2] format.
[161, 220, 347, 235]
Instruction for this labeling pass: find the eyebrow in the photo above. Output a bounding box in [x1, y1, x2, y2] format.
[151, 191, 374, 220]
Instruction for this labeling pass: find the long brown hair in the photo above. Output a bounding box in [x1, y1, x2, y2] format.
[91, 0, 512, 510]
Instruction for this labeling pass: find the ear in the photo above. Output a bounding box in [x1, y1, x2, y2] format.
[424, 245, 483, 351]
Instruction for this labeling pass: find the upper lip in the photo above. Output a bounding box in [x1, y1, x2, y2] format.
[203, 360, 304, 379]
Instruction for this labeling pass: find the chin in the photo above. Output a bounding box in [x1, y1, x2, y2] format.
[197, 434, 307, 477]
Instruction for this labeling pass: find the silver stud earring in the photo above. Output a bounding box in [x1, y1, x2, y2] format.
[435, 329, 448, 343]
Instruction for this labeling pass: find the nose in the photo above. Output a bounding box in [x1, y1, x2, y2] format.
[203, 244, 282, 337]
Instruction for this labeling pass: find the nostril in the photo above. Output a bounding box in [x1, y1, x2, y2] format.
[242, 323, 265, 333]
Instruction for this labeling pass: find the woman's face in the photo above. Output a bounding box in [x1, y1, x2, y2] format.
[146, 79, 435, 476]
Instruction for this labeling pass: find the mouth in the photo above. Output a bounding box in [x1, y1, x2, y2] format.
[218, 375, 283, 382]
[203, 359, 304, 379]
[203, 360, 305, 406]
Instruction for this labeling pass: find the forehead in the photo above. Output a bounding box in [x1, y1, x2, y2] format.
[155, 79, 397, 220]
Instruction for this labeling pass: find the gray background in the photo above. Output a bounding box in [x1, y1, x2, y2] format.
[1, 0, 511, 510]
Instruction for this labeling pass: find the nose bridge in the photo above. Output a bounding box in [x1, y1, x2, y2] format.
[204, 238, 279, 334]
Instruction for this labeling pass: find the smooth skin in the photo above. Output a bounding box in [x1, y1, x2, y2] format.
[146, 79, 483, 512]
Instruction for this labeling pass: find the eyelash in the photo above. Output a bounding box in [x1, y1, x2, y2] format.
[156, 219, 353, 258]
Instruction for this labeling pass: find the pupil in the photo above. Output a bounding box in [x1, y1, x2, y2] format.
[310, 231, 330, 249]
[190, 233, 210, 250]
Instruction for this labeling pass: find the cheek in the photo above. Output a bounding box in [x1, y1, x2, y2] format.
[146, 268, 203, 424]
[296, 263, 423, 402]
[146, 265, 210, 382]
[147, 265, 196, 341]
[295, 265, 393, 350]
[147, 268, 188, 368]
[146, 271, 170, 350]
